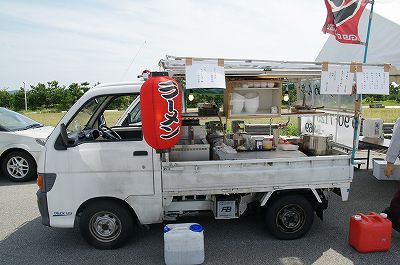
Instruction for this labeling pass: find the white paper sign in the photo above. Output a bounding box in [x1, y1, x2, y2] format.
[300, 112, 355, 147]
[185, 60, 226, 89]
[356, 66, 389, 95]
[320, 64, 355, 95]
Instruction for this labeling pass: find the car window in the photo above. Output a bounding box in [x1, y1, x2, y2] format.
[103, 95, 135, 126]
[129, 102, 141, 124]
[67, 96, 107, 133]
[0, 108, 42, 131]
[93, 95, 142, 142]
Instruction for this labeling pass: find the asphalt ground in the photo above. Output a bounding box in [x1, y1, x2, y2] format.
[1, 169, 400, 265]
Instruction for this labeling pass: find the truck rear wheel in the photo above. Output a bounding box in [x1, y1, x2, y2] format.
[79, 201, 134, 249]
[265, 194, 314, 240]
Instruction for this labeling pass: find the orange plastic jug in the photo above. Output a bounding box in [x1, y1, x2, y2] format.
[349, 212, 392, 253]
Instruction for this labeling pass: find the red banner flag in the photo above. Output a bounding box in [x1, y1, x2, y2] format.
[322, 0, 368, 44]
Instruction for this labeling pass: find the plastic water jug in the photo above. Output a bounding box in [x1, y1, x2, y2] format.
[164, 223, 205, 265]
[349, 212, 392, 253]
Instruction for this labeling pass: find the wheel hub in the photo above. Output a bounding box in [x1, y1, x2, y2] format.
[281, 210, 300, 228]
[276, 204, 305, 233]
[89, 212, 121, 242]
[6, 156, 29, 179]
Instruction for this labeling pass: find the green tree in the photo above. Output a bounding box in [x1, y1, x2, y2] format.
[46, 81, 66, 109]
[389, 83, 400, 102]
[0, 90, 13, 108]
[28, 83, 48, 110]
[13, 89, 26, 110]
[80, 82, 91, 93]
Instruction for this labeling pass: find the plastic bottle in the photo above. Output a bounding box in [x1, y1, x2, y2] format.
[164, 223, 205, 265]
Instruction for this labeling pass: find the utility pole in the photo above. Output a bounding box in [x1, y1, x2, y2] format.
[23, 81, 27, 111]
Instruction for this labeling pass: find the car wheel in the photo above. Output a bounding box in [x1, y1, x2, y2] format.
[79, 201, 134, 249]
[265, 194, 314, 240]
[2, 151, 36, 182]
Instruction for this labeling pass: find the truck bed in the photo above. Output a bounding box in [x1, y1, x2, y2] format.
[161, 154, 353, 200]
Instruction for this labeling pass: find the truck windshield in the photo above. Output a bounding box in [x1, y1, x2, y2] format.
[0, 107, 42, 131]
[67, 96, 107, 133]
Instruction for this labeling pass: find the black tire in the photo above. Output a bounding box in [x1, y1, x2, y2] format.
[79, 201, 134, 249]
[265, 194, 314, 240]
[1, 151, 36, 182]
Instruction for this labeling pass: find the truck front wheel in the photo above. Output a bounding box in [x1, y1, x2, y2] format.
[79, 201, 134, 249]
[265, 194, 314, 240]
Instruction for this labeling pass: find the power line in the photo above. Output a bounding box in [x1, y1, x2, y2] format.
[119, 40, 147, 81]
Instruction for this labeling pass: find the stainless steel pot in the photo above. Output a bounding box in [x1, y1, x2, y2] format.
[302, 134, 332, 156]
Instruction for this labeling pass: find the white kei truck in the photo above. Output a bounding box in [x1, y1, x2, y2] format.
[37, 58, 355, 249]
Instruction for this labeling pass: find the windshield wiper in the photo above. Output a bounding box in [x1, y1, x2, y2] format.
[23, 124, 43, 130]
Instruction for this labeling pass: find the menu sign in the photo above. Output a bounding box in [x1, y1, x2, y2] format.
[356, 65, 390, 95]
[185, 59, 226, 89]
[320, 63, 355, 95]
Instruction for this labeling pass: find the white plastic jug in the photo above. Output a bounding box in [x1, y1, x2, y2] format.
[164, 223, 205, 265]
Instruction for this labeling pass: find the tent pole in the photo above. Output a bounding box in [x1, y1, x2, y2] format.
[351, 0, 375, 164]
[363, 0, 375, 64]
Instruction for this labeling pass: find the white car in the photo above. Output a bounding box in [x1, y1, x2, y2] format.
[0, 107, 54, 182]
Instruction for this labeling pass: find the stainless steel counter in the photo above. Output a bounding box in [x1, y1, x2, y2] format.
[214, 149, 307, 160]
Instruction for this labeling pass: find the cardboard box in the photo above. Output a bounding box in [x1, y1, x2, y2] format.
[373, 159, 400, 181]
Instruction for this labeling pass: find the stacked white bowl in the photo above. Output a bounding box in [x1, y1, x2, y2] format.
[244, 92, 259, 113]
[232, 92, 245, 114]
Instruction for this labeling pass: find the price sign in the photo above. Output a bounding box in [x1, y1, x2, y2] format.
[185, 59, 226, 89]
[320, 64, 355, 95]
[321, 63, 355, 95]
[356, 65, 390, 95]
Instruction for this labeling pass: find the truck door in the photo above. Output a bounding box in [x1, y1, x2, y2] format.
[58, 95, 155, 197]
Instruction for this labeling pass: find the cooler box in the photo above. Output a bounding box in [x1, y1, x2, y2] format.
[349, 212, 392, 253]
[373, 159, 400, 181]
[164, 223, 205, 265]
[362, 118, 384, 138]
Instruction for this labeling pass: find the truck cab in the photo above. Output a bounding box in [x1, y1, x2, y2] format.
[37, 82, 165, 247]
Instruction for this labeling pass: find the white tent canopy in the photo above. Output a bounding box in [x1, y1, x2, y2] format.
[316, 9, 400, 69]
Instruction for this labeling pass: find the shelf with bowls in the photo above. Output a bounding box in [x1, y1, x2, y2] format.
[224, 79, 283, 118]
[233, 87, 280, 91]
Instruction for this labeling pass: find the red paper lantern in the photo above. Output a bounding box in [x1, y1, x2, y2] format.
[140, 73, 182, 150]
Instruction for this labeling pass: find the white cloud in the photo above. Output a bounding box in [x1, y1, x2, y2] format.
[0, 0, 398, 89]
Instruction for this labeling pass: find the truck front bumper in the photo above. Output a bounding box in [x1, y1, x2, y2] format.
[36, 190, 50, 226]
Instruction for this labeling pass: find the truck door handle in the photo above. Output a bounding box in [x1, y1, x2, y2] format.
[133, 151, 148, 156]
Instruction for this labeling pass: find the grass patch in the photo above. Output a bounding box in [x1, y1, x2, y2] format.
[23, 111, 124, 127]
[23, 111, 66, 126]
[363, 100, 400, 107]
[22, 108, 400, 130]
[362, 108, 400, 123]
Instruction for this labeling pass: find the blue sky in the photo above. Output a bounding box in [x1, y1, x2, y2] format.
[0, 0, 399, 90]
